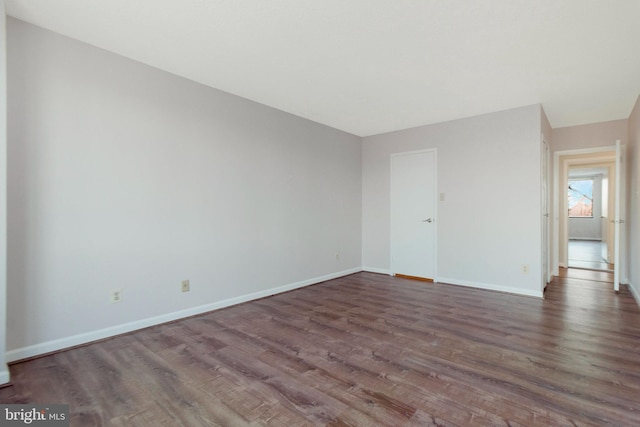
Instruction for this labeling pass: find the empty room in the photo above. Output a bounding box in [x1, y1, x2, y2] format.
[1, 1, 640, 426]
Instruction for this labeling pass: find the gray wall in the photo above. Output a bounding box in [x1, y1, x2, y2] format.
[0, 4, 8, 384]
[7, 18, 362, 359]
[362, 105, 543, 296]
[628, 97, 640, 300]
[552, 120, 628, 151]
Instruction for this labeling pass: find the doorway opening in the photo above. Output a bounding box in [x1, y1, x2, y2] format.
[553, 142, 626, 292]
[567, 166, 613, 271]
[554, 149, 616, 274]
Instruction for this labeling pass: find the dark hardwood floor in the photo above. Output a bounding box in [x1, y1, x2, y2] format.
[2, 270, 640, 426]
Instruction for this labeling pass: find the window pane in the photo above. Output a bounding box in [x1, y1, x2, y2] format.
[568, 178, 593, 217]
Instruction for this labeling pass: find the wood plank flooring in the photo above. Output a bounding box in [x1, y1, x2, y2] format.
[2, 270, 640, 426]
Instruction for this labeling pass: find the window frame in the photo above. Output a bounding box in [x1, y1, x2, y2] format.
[568, 177, 595, 218]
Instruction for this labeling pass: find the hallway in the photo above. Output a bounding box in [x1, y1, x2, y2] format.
[568, 239, 612, 270]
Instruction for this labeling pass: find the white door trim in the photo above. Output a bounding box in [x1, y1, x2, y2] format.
[541, 137, 551, 288]
[614, 139, 624, 291]
[552, 145, 619, 277]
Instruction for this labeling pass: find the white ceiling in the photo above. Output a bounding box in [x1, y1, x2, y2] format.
[6, 0, 640, 137]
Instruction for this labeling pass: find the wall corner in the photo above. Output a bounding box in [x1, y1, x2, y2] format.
[0, 0, 10, 385]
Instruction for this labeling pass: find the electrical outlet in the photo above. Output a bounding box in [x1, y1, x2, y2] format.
[521, 264, 529, 274]
[110, 289, 122, 304]
[181, 279, 190, 293]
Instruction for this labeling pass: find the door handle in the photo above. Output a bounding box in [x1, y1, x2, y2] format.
[422, 218, 432, 223]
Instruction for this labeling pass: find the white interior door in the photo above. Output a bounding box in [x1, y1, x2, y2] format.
[614, 140, 625, 291]
[390, 150, 437, 280]
[542, 139, 550, 287]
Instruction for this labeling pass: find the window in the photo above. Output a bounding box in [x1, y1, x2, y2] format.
[568, 178, 593, 217]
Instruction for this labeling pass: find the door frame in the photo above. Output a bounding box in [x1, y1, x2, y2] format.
[613, 139, 625, 290]
[390, 148, 438, 281]
[541, 137, 551, 287]
[552, 146, 625, 283]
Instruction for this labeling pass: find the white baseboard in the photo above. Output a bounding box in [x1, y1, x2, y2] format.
[437, 277, 544, 298]
[628, 282, 640, 307]
[6, 267, 362, 363]
[0, 366, 9, 385]
[362, 266, 392, 275]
